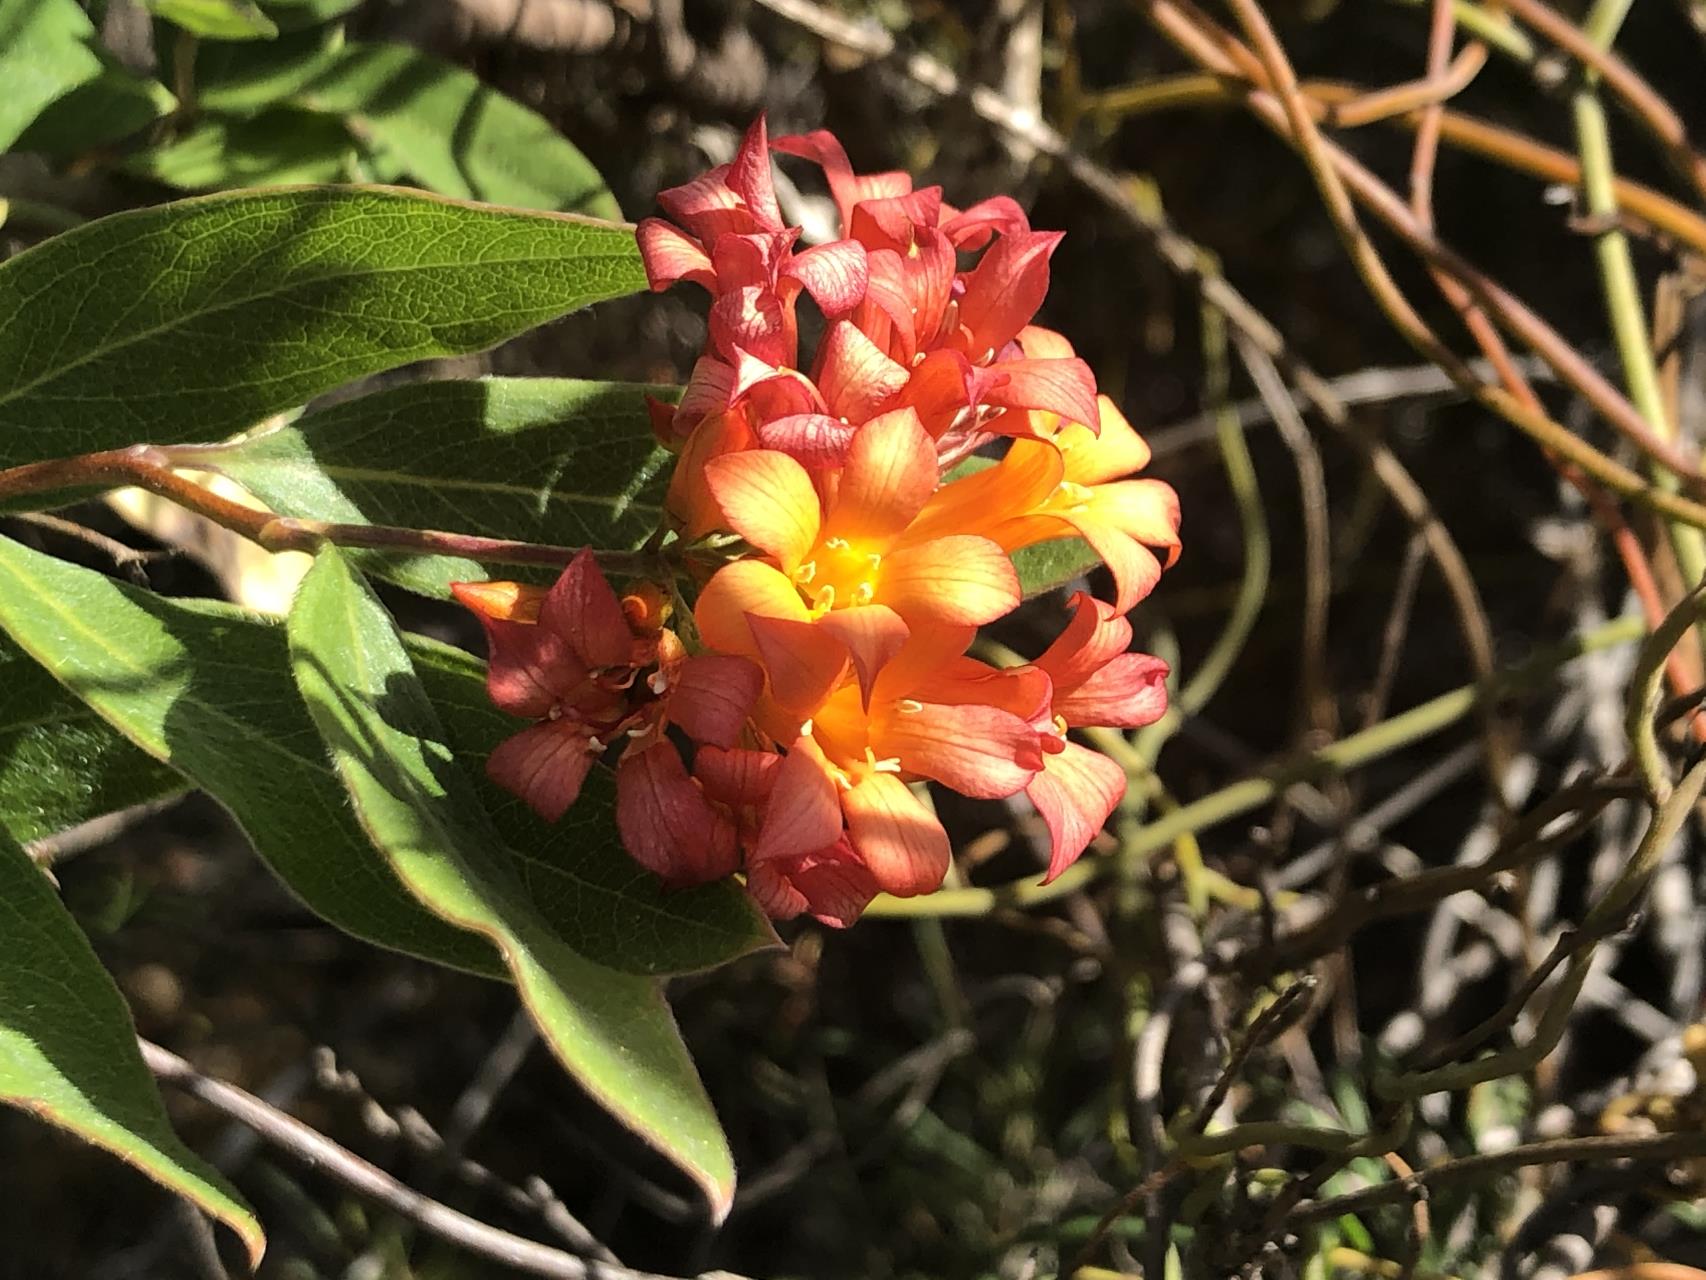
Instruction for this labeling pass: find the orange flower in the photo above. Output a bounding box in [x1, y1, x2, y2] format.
[699, 407, 1020, 632]
[911, 391, 1181, 612]
[697, 626, 1049, 899]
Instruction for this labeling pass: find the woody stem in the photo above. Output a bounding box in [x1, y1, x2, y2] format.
[0, 445, 671, 577]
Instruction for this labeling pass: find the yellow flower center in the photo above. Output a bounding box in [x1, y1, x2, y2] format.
[792, 535, 883, 615]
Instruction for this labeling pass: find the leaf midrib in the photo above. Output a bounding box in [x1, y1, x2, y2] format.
[0, 559, 341, 783]
[0, 237, 635, 414]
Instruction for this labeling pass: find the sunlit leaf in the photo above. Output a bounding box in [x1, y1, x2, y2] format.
[288, 548, 736, 1216]
[0, 828, 264, 1265]
[0, 185, 645, 469]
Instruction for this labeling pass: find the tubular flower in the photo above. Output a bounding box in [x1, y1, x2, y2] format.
[457, 117, 1181, 928]
[453, 550, 761, 888]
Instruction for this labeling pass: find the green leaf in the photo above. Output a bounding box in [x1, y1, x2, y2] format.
[208, 377, 674, 597]
[257, 0, 359, 29]
[124, 107, 357, 189]
[943, 455, 1099, 598]
[0, 0, 107, 152]
[192, 23, 345, 113]
[0, 633, 185, 844]
[288, 547, 735, 1215]
[148, 0, 278, 40]
[0, 534, 501, 977]
[0, 535, 769, 976]
[1013, 536, 1100, 599]
[293, 43, 619, 216]
[12, 65, 176, 157]
[0, 828, 264, 1265]
[0, 185, 646, 470]
[409, 637, 774, 976]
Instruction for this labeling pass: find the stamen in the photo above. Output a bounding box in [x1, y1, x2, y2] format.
[647, 670, 670, 695]
[896, 698, 924, 714]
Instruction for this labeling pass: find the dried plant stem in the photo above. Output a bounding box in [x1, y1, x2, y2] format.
[1485, 0, 1706, 204]
[140, 1041, 736, 1280]
[1288, 1129, 1706, 1227]
[1565, 0, 1706, 635]
[0, 446, 668, 577]
[865, 615, 1644, 918]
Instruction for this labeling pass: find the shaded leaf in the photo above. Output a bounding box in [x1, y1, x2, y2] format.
[409, 637, 775, 974]
[0, 0, 106, 151]
[0, 827, 264, 1265]
[0, 633, 184, 844]
[192, 23, 345, 113]
[148, 0, 278, 39]
[124, 107, 357, 189]
[12, 66, 176, 157]
[1013, 536, 1100, 599]
[291, 42, 620, 216]
[208, 377, 675, 597]
[0, 185, 646, 469]
[0, 535, 768, 975]
[288, 548, 735, 1215]
[942, 456, 1098, 598]
[0, 534, 501, 977]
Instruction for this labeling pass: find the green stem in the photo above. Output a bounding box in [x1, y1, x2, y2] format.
[1568, 1, 1706, 590]
[865, 615, 1645, 918]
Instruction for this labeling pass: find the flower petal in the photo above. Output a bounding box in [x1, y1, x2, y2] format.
[487, 719, 599, 822]
[824, 407, 938, 546]
[876, 699, 1044, 798]
[694, 745, 781, 807]
[753, 735, 843, 863]
[615, 741, 740, 887]
[773, 129, 911, 229]
[842, 772, 950, 897]
[636, 217, 715, 292]
[955, 230, 1062, 358]
[816, 604, 908, 708]
[982, 358, 1100, 435]
[753, 412, 856, 469]
[473, 615, 586, 718]
[879, 534, 1020, 626]
[1072, 517, 1165, 614]
[726, 113, 784, 231]
[1058, 396, 1153, 483]
[746, 613, 850, 716]
[451, 580, 545, 625]
[1034, 591, 1133, 691]
[784, 239, 869, 316]
[941, 195, 1030, 249]
[1026, 741, 1126, 882]
[746, 837, 878, 927]
[694, 559, 811, 657]
[704, 448, 822, 568]
[709, 285, 791, 365]
[1056, 652, 1170, 729]
[813, 320, 910, 423]
[669, 653, 763, 748]
[539, 549, 635, 670]
[908, 437, 1064, 546]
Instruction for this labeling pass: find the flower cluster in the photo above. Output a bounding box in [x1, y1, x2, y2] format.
[456, 118, 1180, 927]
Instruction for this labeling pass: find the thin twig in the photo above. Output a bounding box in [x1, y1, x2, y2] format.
[140, 1040, 743, 1280]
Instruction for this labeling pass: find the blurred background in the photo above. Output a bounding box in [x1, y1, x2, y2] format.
[8, 1, 1706, 1277]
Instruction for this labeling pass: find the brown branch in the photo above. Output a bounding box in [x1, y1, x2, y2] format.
[141, 1040, 744, 1280]
[1499, 0, 1706, 204]
[0, 446, 668, 577]
[1285, 1130, 1706, 1228]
